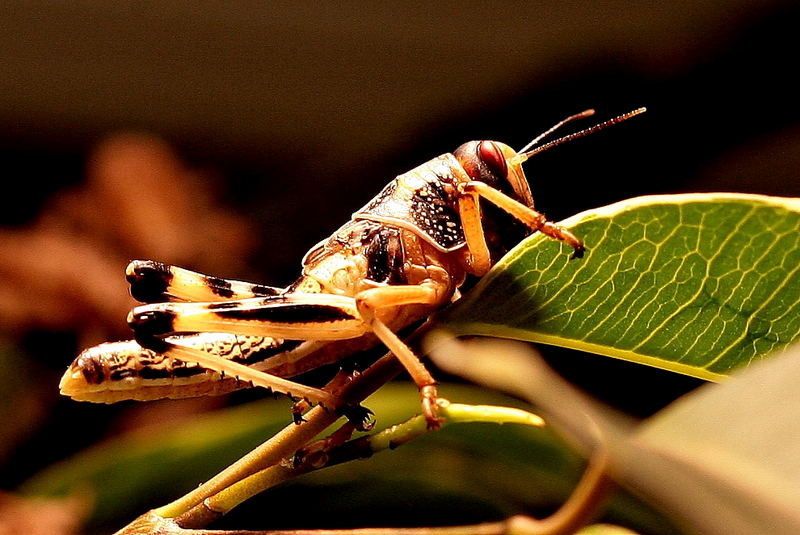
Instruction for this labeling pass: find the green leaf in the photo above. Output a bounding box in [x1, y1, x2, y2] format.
[433, 336, 800, 535]
[439, 193, 800, 380]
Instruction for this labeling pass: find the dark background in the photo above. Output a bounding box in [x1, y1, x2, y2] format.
[1, 1, 798, 531]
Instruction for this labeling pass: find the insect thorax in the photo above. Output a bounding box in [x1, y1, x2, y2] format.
[353, 154, 466, 252]
[298, 220, 409, 295]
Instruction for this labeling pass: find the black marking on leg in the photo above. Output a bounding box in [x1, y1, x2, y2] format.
[207, 301, 241, 310]
[252, 285, 280, 296]
[134, 332, 170, 353]
[127, 261, 172, 303]
[206, 277, 235, 298]
[215, 304, 356, 324]
[129, 309, 177, 337]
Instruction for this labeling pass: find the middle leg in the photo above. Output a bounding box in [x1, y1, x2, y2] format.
[355, 282, 444, 428]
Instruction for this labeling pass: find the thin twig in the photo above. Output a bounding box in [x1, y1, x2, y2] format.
[193, 403, 545, 521]
[154, 353, 405, 525]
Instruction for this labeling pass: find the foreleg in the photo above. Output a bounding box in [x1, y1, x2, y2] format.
[458, 181, 585, 262]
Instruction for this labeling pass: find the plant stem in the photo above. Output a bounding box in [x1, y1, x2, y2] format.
[188, 402, 545, 523]
[153, 353, 405, 522]
[177, 445, 610, 535]
[116, 332, 611, 535]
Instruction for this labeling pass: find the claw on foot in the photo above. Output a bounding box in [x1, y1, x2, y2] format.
[292, 398, 312, 424]
[570, 244, 586, 260]
[338, 404, 375, 431]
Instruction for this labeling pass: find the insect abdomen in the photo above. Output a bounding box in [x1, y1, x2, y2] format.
[59, 334, 293, 403]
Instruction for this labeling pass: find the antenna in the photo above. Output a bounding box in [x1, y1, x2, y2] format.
[517, 109, 596, 154]
[509, 107, 647, 166]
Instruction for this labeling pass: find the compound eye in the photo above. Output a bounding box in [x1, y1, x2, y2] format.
[478, 140, 508, 178]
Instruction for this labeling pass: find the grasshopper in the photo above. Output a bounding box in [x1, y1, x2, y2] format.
[60, 108, 644, 427]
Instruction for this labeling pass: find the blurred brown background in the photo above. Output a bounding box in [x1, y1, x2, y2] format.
[0, 0, 798, 531]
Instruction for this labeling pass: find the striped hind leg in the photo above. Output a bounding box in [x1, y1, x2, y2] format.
[128, 287, 452, 427]
[122, 262, 319, 402]
[127, 293, 370, 409]
[126, 260, 284, 303]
